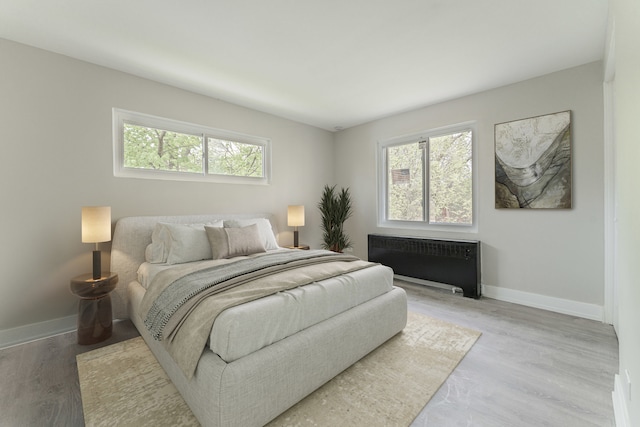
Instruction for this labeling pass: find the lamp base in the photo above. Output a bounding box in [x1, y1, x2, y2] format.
[293, 229, 299, 248]
[92, 250, 101, 280]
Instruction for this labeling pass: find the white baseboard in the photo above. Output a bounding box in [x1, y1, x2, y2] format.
[396, 276, 604, 322]
[0, 315, 77, 349]
[481, 284, 604, 321]
[613, 374, 630, 427]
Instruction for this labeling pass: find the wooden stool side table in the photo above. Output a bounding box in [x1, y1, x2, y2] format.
[70, 272, 118, 345]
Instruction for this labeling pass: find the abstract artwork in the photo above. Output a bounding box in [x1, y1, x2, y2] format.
[495, 111, 572, 209]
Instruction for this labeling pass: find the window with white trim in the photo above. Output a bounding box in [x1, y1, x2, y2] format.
[113, 109, 271, 185]
[378, 123, 476, 230]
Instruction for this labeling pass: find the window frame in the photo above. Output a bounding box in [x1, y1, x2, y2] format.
[113, 108, 271, 185]
[377, 121, 478, 233]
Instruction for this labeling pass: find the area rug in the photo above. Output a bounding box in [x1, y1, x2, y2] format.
[77, 311, 480, 426]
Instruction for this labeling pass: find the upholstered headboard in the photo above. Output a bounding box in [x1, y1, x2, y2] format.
[110, 213, 278, 319]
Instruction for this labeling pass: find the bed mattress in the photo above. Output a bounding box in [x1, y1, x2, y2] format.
[135, 261, 394, 362]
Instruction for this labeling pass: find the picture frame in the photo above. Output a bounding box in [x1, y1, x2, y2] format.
[494, 110, 572, 209]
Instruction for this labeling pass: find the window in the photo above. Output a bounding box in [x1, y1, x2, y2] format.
[378, 123, 476, 230]
[113, 109, 271, 184]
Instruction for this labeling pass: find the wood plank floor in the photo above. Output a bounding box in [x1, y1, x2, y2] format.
[0, 281, 618, 426]
[403, 282, 618, 427]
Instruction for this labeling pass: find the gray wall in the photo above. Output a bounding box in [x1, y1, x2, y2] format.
[334, 62, 605, 317]
[0, 38, 334, 343]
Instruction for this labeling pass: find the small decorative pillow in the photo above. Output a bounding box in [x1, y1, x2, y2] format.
[223, 218, 279, 250]
[205, 224, 266, 259]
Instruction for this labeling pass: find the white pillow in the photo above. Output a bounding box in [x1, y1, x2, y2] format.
[145, 241, 166, 264]
[145, 221, 223, 264]
[145, 223, 172, 263]
[205, 224, 266, 259]
[223, 218, 279, 250]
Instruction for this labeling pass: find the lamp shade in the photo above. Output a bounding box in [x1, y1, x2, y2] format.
[81, 206, 111, 243]
[287, 205, 305, 227]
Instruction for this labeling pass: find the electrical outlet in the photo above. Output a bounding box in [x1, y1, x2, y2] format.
[625, 369, 632, 401]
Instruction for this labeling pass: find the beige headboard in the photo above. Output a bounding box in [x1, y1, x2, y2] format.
[110, 213, 277, 319]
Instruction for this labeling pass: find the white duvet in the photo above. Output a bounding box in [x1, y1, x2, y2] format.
[136, 259, 394, 362]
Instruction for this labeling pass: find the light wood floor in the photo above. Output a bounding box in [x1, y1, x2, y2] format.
[0, 281, 618, 426]
[403, 282, 618, 427]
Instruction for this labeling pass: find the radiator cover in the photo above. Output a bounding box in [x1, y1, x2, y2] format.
[368, 234, 481, 298]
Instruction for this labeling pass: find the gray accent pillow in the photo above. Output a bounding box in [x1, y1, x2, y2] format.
[223, 218, 279, 250]
[205, 224, 266, 259]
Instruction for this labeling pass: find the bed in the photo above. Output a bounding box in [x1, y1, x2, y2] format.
[110, 213, 408, 427]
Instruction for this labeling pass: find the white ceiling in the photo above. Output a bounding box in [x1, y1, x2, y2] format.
[0, 0, 608, 131]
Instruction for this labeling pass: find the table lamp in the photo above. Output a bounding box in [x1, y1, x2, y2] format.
[287, 205, 305, 248]
[82, 206, 111, 280]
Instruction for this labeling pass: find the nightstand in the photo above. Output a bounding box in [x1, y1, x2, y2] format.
[70, 272, 118, 345]
[286, 245, 310, 250]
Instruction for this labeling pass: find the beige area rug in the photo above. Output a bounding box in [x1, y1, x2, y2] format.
[77, 312, 480, 427]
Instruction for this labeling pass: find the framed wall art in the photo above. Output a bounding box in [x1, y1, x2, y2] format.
[494, 110, 572, 209]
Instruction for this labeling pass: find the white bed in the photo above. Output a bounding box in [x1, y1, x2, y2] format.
[110, 213, 408, 427]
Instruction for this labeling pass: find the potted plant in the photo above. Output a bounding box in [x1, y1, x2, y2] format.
[318, 185, 353, 252]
